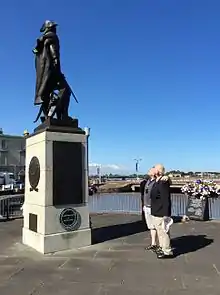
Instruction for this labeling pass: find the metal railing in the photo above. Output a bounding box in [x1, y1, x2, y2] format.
[171, 194, 188, 217]
[1, 193, 220, 221]
[0, 194, 24, 220]
[88, 193, 220, 220]
[89, 193, 220, 220]
[208, 198, 220, 220]
[89, 193, 189, 215]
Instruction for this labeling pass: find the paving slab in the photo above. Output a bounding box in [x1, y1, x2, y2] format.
[0, 214, 219, 294]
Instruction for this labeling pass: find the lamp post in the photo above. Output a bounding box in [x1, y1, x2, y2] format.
[134, 158, 142, 181]
[84, 127, 90, 199]
[84, 127, 90, 173]
[96, 165, 101, 184]
[23, 130, 29, 137]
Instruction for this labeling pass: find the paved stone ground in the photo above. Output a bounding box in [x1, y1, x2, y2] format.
[0, 214, 220, 294]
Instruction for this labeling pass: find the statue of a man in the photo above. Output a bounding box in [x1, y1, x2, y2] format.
[33, 20, 76, 123]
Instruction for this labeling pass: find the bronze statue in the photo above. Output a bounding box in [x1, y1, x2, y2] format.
[33, 20, 78, 123]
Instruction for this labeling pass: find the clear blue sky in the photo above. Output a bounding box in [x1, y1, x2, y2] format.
[1, 0, 220, 173]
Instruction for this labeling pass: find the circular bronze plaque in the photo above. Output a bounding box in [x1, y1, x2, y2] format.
[28, 156, 40, 190]
[60, 208, 81, 231]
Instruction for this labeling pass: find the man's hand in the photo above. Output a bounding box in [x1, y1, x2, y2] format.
[161, 175, 169, 182]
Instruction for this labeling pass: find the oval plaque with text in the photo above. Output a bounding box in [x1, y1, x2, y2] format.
[28, 156, 40, 191]
[60, 208, 81, 231]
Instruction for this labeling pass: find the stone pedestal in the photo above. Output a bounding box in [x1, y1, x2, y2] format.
[22, 119, 91, 254]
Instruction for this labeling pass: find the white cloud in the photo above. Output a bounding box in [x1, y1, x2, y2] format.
[89, 163, 126, 174]
[89, 163, 120, 169]
[105, 164, 120, 170]
[89, 163, 100, 167]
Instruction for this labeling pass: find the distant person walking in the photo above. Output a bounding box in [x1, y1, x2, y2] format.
[150, 164, 173, 259]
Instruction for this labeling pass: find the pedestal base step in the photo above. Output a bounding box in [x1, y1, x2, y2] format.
[34, 117, 85, 134]
[22, 227, 91, 254]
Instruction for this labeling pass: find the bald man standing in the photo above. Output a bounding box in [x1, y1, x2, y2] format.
[150, 164, 173, 259]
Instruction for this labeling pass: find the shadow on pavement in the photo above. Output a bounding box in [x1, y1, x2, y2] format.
[92, 220, 146, 244]
[172, 234, 214, 256]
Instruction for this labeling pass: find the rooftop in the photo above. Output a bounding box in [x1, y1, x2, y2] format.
[0, 214, 220, 294]
[0, 128, 27, 139]
[0, 134, 25, 139]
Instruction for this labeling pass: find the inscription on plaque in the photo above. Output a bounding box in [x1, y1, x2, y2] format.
[29, 156, 40, 191]
[60, 208, 81, 231]
[53, 141, 83, 205]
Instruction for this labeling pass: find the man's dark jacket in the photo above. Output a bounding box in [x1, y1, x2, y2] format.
[150, 179, 171, 217]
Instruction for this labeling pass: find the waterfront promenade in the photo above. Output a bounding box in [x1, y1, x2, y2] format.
[0, 214, 220, 294]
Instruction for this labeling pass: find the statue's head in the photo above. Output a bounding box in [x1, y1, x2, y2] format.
[40, 20, 57, 33]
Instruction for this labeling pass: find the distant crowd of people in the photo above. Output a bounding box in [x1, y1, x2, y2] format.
[140, 164, 174, 259]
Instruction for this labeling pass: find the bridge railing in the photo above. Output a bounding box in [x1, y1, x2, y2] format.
[1, 193, 220, 221]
